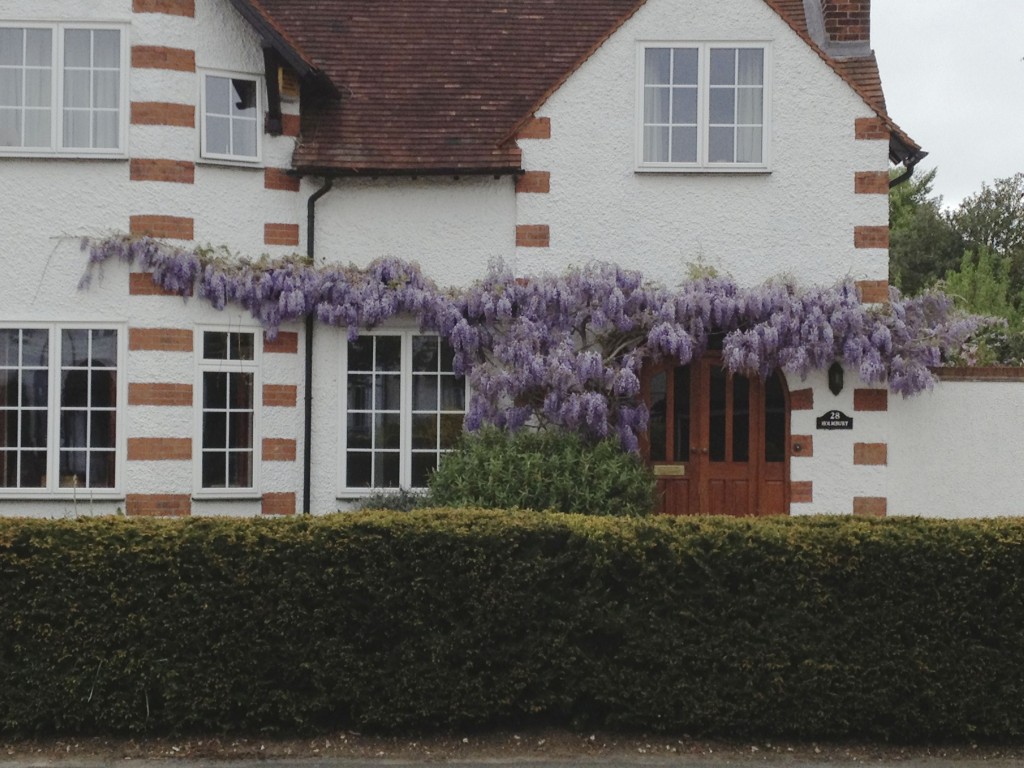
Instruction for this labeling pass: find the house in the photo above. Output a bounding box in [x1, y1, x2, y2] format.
[3, 0, 1014, 519]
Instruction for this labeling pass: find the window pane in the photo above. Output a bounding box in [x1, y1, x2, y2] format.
[22, 410, 47, 447]
[411, 452, 436, 488]
[228, 410, 253, 448]
[90, 410, 116, 448]
[23, 330, 48, 365]
[412, 335, 438, 372]
[23, 369, 48, 407]
[63, 108, 90, 147]
[0, 70, 21, 107]
[708, 366, 726, 462]
[203, 371, 227, 408]
[230, 79, 257, 116]
[648, 371, 667, 462]
[346, 412, 371, 449]
[64, 29, 91, 67]
[347, 338, 373, 371]
[25, 29, 51, 67]
[227, 451, 252, 487]
[644, 48, 670, 85]
[92, 110, 117, 148]
[764, 373, 785, 463]
[203, 451, 226, 487]
[737, 88, 762, 124]
[0, 450, 15, 487]
[412, 375, 438, 411]
[21, 451, 46, 487]
[24, 69, 50, 107]
[205, 115, 230, 155]
[732, 375, 750, 462]
[203, 332, 228, 360]
[63, 69, 90, 108]
[2, 408, 16, 444]
[671, 86, 697, 124]
[375, 413, 400, 449]
[60, 370, 88, 406]
[203, 412, 227, 449]
[93, 71, 118, 109]
[709, 88, 734, 124]
[411, 413, 437, 449]
[347, 374, 371, 410]
[90, 370, 115, 407]
[59, 450, 87, 487]
[229, 372, 253, 408]
[708, 126, 734, 163]
[90, 450, 115, 487]
[643, 125, 669, 163]
[205, 75, 230, 115]
[673, 366, 690, 462]
[346, 452, 371, 487]
[0, 108, 19, 146]
[0, 28, 24, 66]
[230, 332, 255, 360]
[375, 336, 401, 371]
[439, 413, 463, 449]
[644, 86, 669, 124]
[672, 47, 698, 85]
[231, 118, 256, 157]
[92, 30, 119, 68]
[60, 410, 88, 447]
[440, 341, 456, 371]
[737, 127, 762, 163]
[670, 126, 697, 163]
[737, 48, 764, 86]
[710, 48, 736, 85]
[440, 376, 465, 410]
[375, 373, 400, 411]
[375, 451, 400, 488]
[23, 108, 48, 146]
[61, 329, 88, 366]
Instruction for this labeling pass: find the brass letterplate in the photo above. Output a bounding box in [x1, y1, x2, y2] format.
[653, 464, 686, 478]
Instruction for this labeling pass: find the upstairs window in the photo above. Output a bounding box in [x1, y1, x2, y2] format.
[0, 24, 125, 154]
[200, 71, 261, 162]
[638, 43, 768, 171]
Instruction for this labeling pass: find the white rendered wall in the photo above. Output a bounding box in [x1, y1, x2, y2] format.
[889, 380, 1024, 518]
[515, 0, 889, 288]
[0, 0, 306, 516]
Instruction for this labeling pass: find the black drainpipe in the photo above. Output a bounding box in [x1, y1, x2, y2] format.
[303, 178, 334, 514]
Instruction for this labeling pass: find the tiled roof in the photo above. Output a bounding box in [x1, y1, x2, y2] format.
[244, 0, 919, 174]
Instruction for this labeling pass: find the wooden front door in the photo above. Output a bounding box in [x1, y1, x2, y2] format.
[643, 354, 789, 516]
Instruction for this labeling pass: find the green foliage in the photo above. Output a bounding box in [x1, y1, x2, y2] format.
[427, 428, 655, 516]
[942, 248, 1019, 325]
[5, 513, 1024, 740]
[888, 168, 964, 295]
[354, 488, 434, 513]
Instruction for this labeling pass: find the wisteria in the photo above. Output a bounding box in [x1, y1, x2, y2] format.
[81, 234, 982, 450]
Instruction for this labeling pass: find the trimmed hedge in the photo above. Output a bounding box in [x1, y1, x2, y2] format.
[2, 512, 1024, 739]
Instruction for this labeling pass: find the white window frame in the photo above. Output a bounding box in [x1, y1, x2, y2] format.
[193, 327, 262, 499]
[0, 21, 129, 157]
[0, 322, 126, 498]
[338, 330, 468, 496]
[198, 68, 263, 164]
[635, 41, 771, 173]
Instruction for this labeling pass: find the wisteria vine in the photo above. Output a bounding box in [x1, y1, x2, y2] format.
[81, 235, 982, 450]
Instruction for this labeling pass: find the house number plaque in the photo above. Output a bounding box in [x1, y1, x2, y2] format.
[816, 410, 853, 430]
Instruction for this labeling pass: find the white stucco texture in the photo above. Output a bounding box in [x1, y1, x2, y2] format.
[515, 0, 889, 289]
[889, 381, 1024, 518]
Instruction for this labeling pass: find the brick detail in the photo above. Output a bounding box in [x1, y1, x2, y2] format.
[264, 223, 300, 246]
[855, 171, 889, 195]
[791, 434, 813, 458]
[855, 117, 889, 141]
[263, 384, 298, 407]
[264, 331, 299, 354]
[853, 388, 888, 411]
[821, 0, 870, 42]
[856, 279, 890, 304]
[130, 158, 195, 184]
[791, 481, 813, 504]
[131, 101, 195, 127]
[262, 438, 297, 461]
[127, 437, 192, 461]
[130, 214, 194, 240]
[281, 114, 300, 137]
[790, 388, 813, 410]
[264, 168, 301, 192]
[129, 272, 180, 296]
[133, 0, 195, 16]
[128, 382, 193, 406]
[128, 327, 193, 352]
[131, 45, 196, 72]
[262, 492, 296, 516]
[853, 496, 887, 518]
[515, 171, 550, 194]
[854, 442, 888, 465]
[516, 117, 551, 139]
[126, 493, 191, 517]
[854, 225, 889, 249]
[516, 224, 550, 248]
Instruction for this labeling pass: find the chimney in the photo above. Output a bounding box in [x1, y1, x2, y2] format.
[820, 0, 870, 44]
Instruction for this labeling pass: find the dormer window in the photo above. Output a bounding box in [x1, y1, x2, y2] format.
[637, 42, 770, 172]
[200, 70, 262, 163]
[0, 24, 126, 155]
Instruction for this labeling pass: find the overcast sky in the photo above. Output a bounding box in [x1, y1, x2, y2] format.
[872, 0, 1024, 208]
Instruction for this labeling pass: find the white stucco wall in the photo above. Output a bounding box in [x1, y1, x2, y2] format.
[515, 0, 889, 288]
[889, 379, 1024, 518]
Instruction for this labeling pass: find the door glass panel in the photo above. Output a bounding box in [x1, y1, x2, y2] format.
[648, 370, 667, 462]
[765, 373, 786, 462]
[708, 365, 726, 462]
[672, 366, 690, 462]
[732, 375, 750, 462]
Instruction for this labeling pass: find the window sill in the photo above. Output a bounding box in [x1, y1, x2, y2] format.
[192, 492, 263, 501]
[0, 151, 129, 161]
[635, 164, 771, 175]
[0, 491, 125, 501]
[196, 156, 263, 170]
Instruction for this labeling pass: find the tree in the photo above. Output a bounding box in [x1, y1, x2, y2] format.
[888, 168, 964, 295]
[942, 247, 1018, 325]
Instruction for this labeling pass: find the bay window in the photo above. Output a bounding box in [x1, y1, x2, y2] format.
[638, 42, 769, 170]
[0, 326, 122, 493]
[342, 333, 466, 492]
[0, 24, 126, 154]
